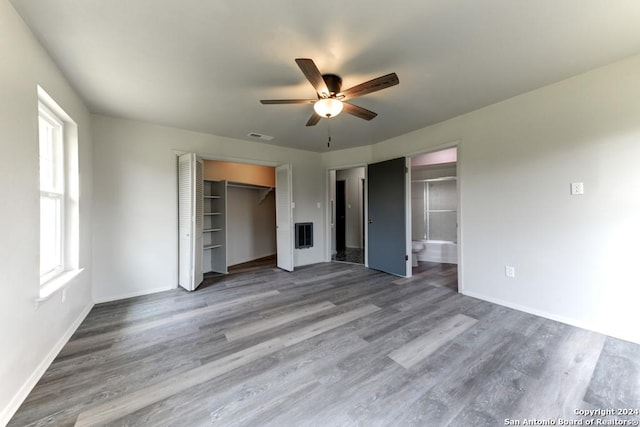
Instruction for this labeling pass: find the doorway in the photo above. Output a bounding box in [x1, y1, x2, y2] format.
[410, 147, 458, 291]
[336, 180, 346, 252]
[202, 159, 281, 274]
[329, 167, 365, 264]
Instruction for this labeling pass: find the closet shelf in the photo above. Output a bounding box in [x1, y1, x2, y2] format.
[203, 179, 227, 275]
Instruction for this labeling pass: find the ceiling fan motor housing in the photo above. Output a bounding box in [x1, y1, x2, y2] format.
[322, 74, 342, 97]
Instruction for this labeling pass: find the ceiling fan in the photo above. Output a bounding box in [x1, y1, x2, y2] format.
[260, 58, 399, 126]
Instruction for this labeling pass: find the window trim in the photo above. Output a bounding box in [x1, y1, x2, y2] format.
[39, 102, 66, 284]
[36, 85, 82, 302]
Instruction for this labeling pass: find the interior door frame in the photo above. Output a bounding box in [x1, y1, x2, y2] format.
[325, 164, 367, 262]
[174, 150, 286, 284]
[335, 179, 346, 251]
[407, 141, 462, 292]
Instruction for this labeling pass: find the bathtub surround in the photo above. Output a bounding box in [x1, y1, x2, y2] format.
[416, 240, 458, 264]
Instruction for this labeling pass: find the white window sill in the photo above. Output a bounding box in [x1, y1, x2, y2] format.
[36, 268, 84, 304]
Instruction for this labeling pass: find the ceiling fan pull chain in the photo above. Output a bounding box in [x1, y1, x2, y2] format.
[327, 120, 331, 148]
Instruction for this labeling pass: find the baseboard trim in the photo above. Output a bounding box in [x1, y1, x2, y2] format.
[1, 302, 93, 426]
[462, 290, 640, 345]
[93, 285, 176, 304]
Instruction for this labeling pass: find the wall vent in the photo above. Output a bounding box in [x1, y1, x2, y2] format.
[295, 222, 313, 249]
[247, 132, 274, 141]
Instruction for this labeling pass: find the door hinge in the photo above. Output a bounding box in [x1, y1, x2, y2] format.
[405, 167, 409, 173]
[405, 254, 409, 261]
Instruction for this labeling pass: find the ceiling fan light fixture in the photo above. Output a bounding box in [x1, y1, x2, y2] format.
[314, 98, 343, 118]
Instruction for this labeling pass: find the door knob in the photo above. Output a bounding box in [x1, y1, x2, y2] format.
[368, 219, 373, 224]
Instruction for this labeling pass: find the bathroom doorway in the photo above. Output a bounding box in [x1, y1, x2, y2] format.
[410, 147, 458, 291]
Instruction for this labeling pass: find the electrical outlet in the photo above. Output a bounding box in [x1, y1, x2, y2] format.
[505, 265, 515, 278]
[570, 182, 584, 195]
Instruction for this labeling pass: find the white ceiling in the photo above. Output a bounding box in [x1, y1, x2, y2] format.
[11, 0, 640, 152]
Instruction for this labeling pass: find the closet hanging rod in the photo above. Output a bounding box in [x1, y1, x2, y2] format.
[227, 181, 273, 191]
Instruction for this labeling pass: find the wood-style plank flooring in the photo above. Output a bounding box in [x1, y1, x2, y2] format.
[10, 262, 640, 426]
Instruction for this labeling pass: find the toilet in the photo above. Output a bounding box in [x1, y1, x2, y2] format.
[411, 241, 425, 267]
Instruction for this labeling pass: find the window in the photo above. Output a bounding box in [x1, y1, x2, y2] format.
[39, 103, 65, 282]
[37, 86, 81, 300]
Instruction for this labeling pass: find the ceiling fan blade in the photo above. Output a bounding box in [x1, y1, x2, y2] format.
[342, 102, 378, 121]
[305, 112, 322, 126]
[260, 99, 316, 104]
[340, 73, 399, 99]
[295, 58, 330, 97]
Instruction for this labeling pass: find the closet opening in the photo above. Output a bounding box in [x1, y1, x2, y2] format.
[203, 160, 277, 277]
[179, 155, 295, 291]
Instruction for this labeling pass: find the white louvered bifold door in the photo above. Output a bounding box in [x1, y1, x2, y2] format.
[275, 164, 294, 272]
[178, 153, 204, 291]
[178, 153, 194, 290]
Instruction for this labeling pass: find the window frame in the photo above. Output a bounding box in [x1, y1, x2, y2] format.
[38, 102, 66, 284]
[36, 85, 82, 303]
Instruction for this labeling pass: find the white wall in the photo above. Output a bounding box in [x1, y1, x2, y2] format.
[0, 3, 93, 423]
[91, 115, 325, 302]
[227, 187, 276, 266]
[331, 54, 640, 344]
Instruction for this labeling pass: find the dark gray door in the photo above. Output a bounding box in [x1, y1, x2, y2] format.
[367, 157, 407, 276]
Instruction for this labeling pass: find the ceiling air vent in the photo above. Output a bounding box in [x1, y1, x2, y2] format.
[247, 132, 274, 141]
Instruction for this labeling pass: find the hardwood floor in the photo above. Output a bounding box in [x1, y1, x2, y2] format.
[9, 263, 640, 426]
[410, 261, 458, 292]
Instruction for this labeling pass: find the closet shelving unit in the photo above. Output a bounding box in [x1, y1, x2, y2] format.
[203, 180, 227, 274]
